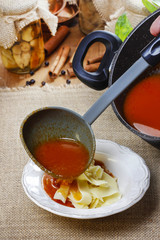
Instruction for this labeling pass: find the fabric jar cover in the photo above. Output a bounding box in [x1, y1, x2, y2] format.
[0, 0, 58, 49]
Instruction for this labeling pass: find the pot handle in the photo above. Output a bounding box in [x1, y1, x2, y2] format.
[72, 31, 122, 90]
[141, 34, 160, 66]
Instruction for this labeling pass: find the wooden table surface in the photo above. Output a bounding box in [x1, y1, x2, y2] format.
[0, 19, 105, 88]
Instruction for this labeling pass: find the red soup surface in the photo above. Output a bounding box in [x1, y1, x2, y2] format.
[43, 174, 75, 208]
[34, 138, 90, 179]
[123, 74, 160, 137]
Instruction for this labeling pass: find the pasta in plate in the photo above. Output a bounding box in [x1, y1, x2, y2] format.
[53, 160, 121, 209]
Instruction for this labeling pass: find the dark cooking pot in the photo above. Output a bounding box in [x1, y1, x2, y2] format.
[109, 10, 160, 149]
[73, 9, 160, 149]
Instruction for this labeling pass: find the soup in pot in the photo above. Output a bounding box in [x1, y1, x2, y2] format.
[123, 74, 160, 137]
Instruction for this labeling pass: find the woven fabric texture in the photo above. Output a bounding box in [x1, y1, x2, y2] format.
[0, 85, 159, 240]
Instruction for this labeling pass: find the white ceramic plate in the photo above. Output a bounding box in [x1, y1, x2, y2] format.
[22, 139, 150, 219]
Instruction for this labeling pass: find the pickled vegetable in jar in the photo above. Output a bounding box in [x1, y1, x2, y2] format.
[0, 20, 45, 74]
[0, 0, 58, 74]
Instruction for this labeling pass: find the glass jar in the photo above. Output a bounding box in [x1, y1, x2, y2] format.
[79, 0, 105, 35]
[0, 20, 45, 74]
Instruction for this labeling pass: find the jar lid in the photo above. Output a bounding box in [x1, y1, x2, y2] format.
[0, 0, 37, 16]
[0, 0, 58, 49]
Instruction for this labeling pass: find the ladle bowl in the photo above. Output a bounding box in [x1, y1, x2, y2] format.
[20, 107, 95, 178]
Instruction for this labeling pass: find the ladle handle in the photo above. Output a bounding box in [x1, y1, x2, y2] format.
[72, 31, 122, 90]
[141, 34, 160, 66]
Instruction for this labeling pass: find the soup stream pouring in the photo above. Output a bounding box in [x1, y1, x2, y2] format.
[20, 31, 160, 179]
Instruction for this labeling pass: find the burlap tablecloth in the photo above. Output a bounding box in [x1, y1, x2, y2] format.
[0, 85, 159, 240]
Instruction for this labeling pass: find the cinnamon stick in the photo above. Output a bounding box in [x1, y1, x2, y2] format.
[49, 45, 70, 78]
[44, 26, 70, 57]
[67, 67, 75, 77]
[68, 37, 84, 67]
[84, 62, 100, 71]
[48, 47, 63, 75]
[87, 55, 103, 65]
[67, 62, 101, 78]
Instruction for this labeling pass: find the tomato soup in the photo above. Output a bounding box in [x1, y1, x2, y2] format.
[43, 174, 75, 208]
[123, 74, 160, 137]
[34, 138, 90, 179]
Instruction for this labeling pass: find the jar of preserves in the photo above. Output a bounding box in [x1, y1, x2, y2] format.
[79, 0, 105, 35]
[1, 20, 45, 74]
[0, 0, 58, 74]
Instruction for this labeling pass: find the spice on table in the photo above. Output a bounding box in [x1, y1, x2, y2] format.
[86, 55, 103, 65]
[49, 71, 53, 77]
[68, 37, 84, 67]
[26, 81, 30, 86]
[25, 79, 36, 86]
[61, 70, 66, 75]
[67, 62, 101, 78]
[66, 79, 71, 84]
[44, 61, 49, 67]
[67, 67, 76, 77]
[84, 62, 100, 72]
[48, 47, 63, 76]
[29, 79, 36, 85]
[44, 26, 70, 57]
[48, 45, 70, 79]
[29, 70, 35, 76]
[41, 81, 46, 86]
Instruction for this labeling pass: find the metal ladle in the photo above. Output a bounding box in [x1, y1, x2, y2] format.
[20, 33, 160, 178]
